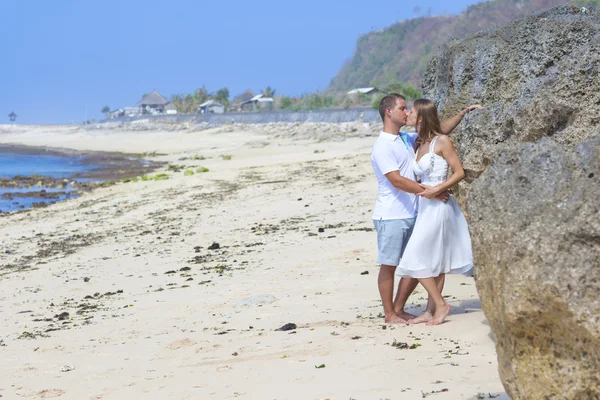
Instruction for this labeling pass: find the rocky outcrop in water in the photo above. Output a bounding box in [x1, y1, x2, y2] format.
[423, 5, 600, 399]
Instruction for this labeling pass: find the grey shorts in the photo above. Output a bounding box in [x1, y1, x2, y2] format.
[373, 218, 416, 266]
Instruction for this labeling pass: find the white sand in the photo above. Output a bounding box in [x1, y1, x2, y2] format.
[0, 124, 508, 399]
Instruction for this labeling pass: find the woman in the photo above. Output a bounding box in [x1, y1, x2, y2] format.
[395, 98, 474, 326]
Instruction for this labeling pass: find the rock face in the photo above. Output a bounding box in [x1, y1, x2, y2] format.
[423, 5, 600, 205]
[422, 6, 600, 398]
[468, 137, 600, 399]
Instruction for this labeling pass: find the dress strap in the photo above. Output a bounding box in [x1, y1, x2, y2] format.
[426, 136, 437, 174]
[429, 136, 438, 154]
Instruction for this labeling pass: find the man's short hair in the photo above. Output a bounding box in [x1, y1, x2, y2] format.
[378, 93, 406, 122]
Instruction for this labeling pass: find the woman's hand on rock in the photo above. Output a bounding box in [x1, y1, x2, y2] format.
[464, 104, 484, 114]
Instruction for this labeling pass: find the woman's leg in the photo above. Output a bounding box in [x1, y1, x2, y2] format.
[425, 274, 446, 314]
[417, 277, 451, 325]
[408, 274, 446, 325]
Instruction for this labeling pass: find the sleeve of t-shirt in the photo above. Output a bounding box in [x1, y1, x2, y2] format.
[373, 143, 399, 175]
[402, 131, 418, 148]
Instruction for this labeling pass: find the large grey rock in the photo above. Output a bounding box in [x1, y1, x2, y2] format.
[422, 5, 600, 398]
[468, 136, 600, 399]
[423, 5, 600, 206]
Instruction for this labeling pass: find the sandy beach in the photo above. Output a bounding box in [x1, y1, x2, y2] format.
[0, 122, 508, 400]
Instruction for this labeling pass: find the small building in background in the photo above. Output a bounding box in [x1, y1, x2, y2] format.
[138, 90, 169, 114]
[198, 100, 225, 114]
[124, 106, 143, 117]
[240, 94, 273, 111]
[108, 109, 125, 119]
[165, 103, 178, 115]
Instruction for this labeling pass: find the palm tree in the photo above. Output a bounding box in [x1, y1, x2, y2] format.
[8, 112, 16, 123]
[263, 86, 276, 98]
[101, 105, 110, 119]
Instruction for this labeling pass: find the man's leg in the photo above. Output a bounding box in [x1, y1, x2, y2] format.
[409, 273, 445, 325]
[378, 265, 407, 324]
[393, 277, 419, 320]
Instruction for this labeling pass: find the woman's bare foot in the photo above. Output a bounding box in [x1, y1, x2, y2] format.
[427, 304, 451, 326]
[395, 310, 417, 320]
[385, 313, 409, 325]
[408, 311, 432, 325]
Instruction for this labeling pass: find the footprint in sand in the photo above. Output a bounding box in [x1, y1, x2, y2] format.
[39, 389, 65, 398]
[166, 338, 196, 350]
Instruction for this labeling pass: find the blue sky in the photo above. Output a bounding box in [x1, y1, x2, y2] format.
[2, 0, 480, 124]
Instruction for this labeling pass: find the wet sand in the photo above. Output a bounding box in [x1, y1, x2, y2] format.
[0, 123, 508, 399]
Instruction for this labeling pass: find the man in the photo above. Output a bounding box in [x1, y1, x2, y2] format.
[371, 93, 479, 324]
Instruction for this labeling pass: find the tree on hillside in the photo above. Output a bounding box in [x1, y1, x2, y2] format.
[215, 87, 230, 106]
[263, 86, 276, 97]
[384, 82, 422, 100]
[101, 105, 110, 118]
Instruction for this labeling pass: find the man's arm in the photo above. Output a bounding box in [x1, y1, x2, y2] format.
[440, 104, 483, 135]
[385, 171, 423, 194]
[385, 171, 449, 202]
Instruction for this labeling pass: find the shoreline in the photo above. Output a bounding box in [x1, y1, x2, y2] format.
[0, 144, 165, 213]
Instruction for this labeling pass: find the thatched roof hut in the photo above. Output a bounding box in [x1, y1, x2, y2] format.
[138, 90, 169, 107]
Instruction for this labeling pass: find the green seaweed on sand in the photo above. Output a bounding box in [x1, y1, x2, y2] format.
[184, 170, 195, 176]
[152, 173, 169, 181]
[196, 167, 209, 173]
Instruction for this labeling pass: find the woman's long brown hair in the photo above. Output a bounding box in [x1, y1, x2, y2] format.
[413, 98, 443, 151]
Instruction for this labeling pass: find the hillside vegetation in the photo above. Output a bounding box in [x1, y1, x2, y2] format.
[328, 0, 600, 91]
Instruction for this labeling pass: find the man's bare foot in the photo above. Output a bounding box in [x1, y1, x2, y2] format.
[384, 313, 408, 325]
[408, 311, 432, 325]
[395, 310, 417, 320]
[427, 304, 451, 326]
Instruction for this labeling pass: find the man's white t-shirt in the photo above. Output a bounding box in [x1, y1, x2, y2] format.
[371, 131, 418, 220]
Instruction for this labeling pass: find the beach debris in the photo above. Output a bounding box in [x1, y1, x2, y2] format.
[421, 388, 448, 398]
[351, 336, 362, 340]
[18, 331, 48, 340]
[164, 270, 176, 274]
[391, 340, 409, 349]
[60, 365, 75, 372]
[196, 167, 210, 173]
[315, 364, 326, 369]
[235, 294, 277, 308]
[184, 170, 195, 176]
[179, 267, 191, 271]
[208, 242, 220, 250]
[349, 227, 374, 232]
[83, 277, 90, 282]
[54, 312, 69, 321]
[221, 155, 232, 160]
[360, 271, 369, 275]
[318, 228, 325, 233]
[276, 323, 297, 332]
[232, 352, 239, 356]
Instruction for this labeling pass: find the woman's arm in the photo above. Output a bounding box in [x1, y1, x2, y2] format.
[416, 136, 465, 199]
[440, 104, 483, 135]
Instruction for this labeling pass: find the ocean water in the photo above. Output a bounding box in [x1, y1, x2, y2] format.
[0, 152, 93, 179]
[0, 152, 100, 213]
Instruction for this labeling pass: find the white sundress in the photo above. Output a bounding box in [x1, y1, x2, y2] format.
[396, 137, 473, 279]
